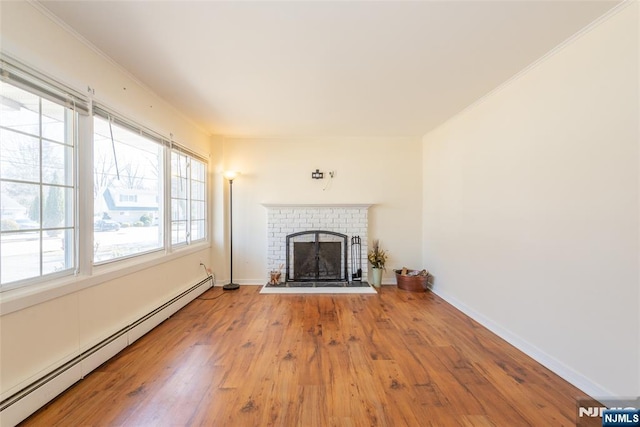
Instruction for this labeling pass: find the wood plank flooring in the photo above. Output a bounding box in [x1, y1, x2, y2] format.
[21, 286, 588, 426]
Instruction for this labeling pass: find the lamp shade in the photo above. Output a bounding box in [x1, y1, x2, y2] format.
[223, 171, 239, 181]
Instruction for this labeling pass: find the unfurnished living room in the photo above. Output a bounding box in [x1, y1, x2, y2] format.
[0, 1, 638, 426]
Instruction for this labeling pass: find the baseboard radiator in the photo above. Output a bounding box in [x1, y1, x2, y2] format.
[0, 277, 213, 427]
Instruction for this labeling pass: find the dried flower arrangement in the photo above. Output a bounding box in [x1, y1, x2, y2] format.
[367, 239, 387, 270]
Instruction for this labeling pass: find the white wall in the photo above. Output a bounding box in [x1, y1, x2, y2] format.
[422, 3, 639, 397]
[3, 0, 635, 420]
[0, 1, 218, 408]
[222, 136, 423, 284]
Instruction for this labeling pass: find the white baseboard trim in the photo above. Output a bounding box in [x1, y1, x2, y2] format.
[80, 335, 128, 378]
[0, 364, 82, 427]
[0, 277, 212, 427]
[433, 288, 614, 399]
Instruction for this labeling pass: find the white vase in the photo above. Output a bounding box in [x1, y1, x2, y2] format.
[371, 267, 383, 287]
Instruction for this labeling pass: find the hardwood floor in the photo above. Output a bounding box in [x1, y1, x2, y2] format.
[21, 286, 588, 426]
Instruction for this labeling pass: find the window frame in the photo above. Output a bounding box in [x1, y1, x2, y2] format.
[0, 57, 87, 290]
[0, 55, 210, 294]
[92, 106, 168, 266]
[170, 147, 208, 247]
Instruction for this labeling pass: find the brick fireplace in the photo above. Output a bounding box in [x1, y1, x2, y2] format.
[263, 204, 370, 282]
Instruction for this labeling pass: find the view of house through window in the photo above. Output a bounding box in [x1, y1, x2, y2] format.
[1, 59, 208, 289]
[93, 115, 164, 263]
[0, 80, 76, 286]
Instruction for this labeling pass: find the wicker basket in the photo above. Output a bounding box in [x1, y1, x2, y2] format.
[394, 269, 429, 292]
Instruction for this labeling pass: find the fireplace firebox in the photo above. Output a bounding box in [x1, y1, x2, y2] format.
[286, 230, 348, 282]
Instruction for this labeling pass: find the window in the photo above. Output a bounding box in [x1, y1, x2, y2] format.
[0, 80, 77, 286]
[0, 56, 208, 290]
[171, 150, 207, 245]
[189, 158, 207, 242]
[93, 113, 164, 263]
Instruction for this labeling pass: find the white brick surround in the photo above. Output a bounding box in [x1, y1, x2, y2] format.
[263, 204, 371, 281]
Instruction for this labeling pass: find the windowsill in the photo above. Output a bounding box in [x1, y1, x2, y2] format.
[0, 242, 211, 316]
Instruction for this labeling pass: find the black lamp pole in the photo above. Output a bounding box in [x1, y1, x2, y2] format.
[223, 175, 239, 290]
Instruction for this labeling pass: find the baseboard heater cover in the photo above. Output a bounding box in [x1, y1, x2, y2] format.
[0, 277, 212, 426]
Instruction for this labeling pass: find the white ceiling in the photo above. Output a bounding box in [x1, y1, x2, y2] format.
[39, 0, 619, 138]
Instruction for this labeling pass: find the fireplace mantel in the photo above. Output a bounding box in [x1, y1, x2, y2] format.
[262, 203, 373, 208]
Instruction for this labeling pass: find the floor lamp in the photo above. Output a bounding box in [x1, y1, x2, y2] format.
[223, 171, 240, 290]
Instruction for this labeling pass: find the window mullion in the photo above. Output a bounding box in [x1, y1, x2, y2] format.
[163, 142, 171, 252]
[185, 157, 196, 244]
[65, 107, 76, 274]
[78, 101, 93, 276]
[39, 97, 44, 278]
